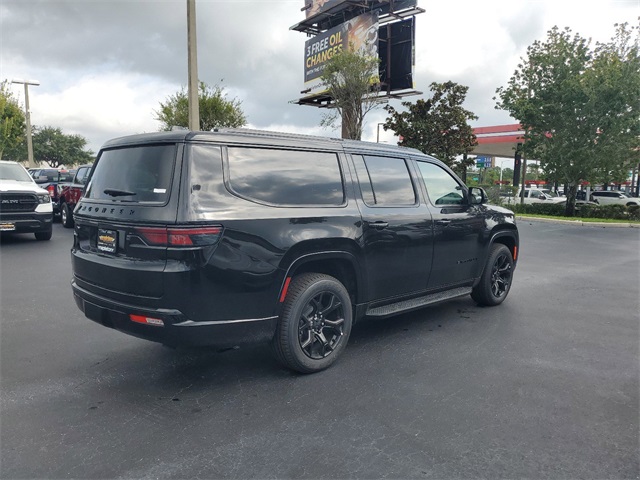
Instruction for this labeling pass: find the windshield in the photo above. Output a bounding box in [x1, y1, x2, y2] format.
[0, 163, 34, 183]
[85, 145, 176, 203]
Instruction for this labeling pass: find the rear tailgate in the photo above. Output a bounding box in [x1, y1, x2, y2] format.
[72, 143, 183, 299]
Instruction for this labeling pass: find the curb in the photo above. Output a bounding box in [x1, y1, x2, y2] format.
[516, 216, 640, 228]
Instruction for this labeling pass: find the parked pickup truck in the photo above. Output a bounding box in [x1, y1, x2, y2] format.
[502, 188, 566, 205]
[58, 164, 92, 228]
[31, 168, 75, 216]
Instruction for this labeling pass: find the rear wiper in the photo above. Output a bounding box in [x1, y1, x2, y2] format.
[103, 188, 136, 197]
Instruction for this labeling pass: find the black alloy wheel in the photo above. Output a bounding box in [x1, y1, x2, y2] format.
[272, 273, 352, 373]
[471, 243, 514, 306]
[298, 291, 346, 360]
[489, 250, 512, 299]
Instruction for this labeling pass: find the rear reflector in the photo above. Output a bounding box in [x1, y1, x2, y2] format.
[279, 277, 292, 303]
[130, 314, 164, 327]
[134, 225, 223, 247]
[513, 246, 518, 261]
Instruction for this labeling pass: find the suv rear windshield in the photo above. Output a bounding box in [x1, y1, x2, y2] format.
[85, 145, 176, 204]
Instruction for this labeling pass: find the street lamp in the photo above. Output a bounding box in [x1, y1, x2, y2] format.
[376, 123, 384, 143]
[11, 79, 40, 168]
[499, 159, 510, 188]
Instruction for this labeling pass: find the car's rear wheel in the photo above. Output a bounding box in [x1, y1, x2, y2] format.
[272, 273, 352, 373]
[61, 202, 74, 228]
[471, 244, 514, 306]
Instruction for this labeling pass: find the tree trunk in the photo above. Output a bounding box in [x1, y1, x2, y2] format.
[565, 183, 578, 217]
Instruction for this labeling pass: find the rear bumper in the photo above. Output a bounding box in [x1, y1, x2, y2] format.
[0, 211, 53, 233]
[71, 280, 278, 347]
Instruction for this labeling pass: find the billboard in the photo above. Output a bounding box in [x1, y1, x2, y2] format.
[378, 17, 414, 91]
[304, 0, 346, 19]
[304, 12, 379, 91]
[301, 0, 418, 26]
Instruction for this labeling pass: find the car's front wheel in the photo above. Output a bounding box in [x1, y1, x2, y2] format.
[34, 230, 52, 241]
[471, 244, 514, 306]
[272, 273, 352, 374]
[61, 202, 74, 228]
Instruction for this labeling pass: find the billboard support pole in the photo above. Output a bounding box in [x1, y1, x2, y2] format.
[386, 23, 392, 96]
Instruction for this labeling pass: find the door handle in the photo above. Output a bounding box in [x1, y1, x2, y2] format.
[436, 220, 451, 226]
[369, 221, 389, 230]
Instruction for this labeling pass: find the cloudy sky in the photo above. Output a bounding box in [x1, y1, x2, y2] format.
[1, 0, 638, 156]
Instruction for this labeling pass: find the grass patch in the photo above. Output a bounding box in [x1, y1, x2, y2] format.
[516, 213, 640, 224]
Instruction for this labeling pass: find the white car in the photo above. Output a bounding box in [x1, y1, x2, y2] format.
[503, 188, 566, 205]
[591, 190, 640, 206]
[0, 161, 53, 240]
[591, 190, 640, 207]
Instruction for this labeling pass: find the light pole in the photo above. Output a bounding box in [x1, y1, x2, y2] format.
[11, 79, 40, 168]
[499, 159, 509, 188]
[376, 123, 384, 143]
[187, 0, 200, 131]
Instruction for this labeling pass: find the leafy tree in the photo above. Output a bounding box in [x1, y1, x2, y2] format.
[0, 80, 26, 161]
[495, 24, 640, 215]
[32, 126, 94, 168]
[155, 81, 246, 131]
[320, 49, 381, 140]
[383, 81, 478, 170]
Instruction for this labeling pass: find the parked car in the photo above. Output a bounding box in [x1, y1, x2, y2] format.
[576, 190, 595, 201]
[71, 129, 519, 373]
[31, 168, 76, 216]
[503, 188, 566, 205]
[0, 161, 53, 240]
[591, 190, 640, 206]
[58, 164, 92, 227]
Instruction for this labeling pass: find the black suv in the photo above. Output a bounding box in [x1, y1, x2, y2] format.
[71, 129, 519, 373]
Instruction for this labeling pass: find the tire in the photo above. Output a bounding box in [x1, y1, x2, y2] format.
[471, 244, 514, 306]
[34, 230, 52, 241]
[61, 202, 74, 228]
[272, 273, 352, 374]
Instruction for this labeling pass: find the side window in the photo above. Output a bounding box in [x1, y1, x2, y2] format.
[352, 155, 416, 206]
[227, 147, 344, 206]
[530, 190, 543, 199]
[416, 161, 466, 206]
[76, 168, 89, 185]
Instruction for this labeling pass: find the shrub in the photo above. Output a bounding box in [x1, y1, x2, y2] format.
[505, 202, 640, 221]
[508, 203, 566, 216]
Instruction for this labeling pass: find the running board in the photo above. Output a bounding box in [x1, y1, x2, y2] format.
[366, 287, 472, 317]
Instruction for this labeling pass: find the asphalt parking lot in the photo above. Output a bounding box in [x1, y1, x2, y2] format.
[1, 220, 638, 479]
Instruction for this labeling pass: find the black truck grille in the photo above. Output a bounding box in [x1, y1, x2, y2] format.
[0, 193, 38, 213]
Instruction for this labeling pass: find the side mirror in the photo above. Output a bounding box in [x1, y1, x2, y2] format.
[35, 176, 48, 184]
[469, 187, 487, 205]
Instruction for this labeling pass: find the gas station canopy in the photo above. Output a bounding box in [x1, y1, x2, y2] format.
[472, 124, 523, 159]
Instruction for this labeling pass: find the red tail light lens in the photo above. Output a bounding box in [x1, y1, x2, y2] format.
[134, 226, 223, 247]
[46, 185, 56, 197]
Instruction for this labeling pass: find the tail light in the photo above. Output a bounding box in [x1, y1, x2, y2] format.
[46, 185, 56, 197]
[133, 225, 223, 247]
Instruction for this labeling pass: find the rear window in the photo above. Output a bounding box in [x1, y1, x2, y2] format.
[37, 170, 60, 182]
[227, 147, 344, 206]
[58, 171, 75, 182]
[85, 145, 176, 204]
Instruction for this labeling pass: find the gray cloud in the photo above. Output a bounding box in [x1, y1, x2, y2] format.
[1, 0, 637, 152]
